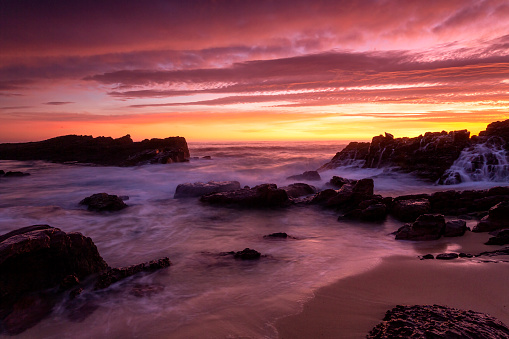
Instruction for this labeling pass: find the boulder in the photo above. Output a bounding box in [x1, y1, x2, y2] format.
[394, 214, 446, 241]
[391, 198, 430, 222]
[280, 183, 317, 198]
[473, 201, 509, 232]
[174, 181, 241, 198]
[485, 229, 509, 245]
[327, 176, 355, 188]
[79, 193, 128, 211]
[367, 304, 509, 338]
[444, 219, 468, 237]
[286, 170, 321, 181]
[200, 184, 289, 208]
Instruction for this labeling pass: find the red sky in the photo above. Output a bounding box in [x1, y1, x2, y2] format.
[1, 0, 508, 142]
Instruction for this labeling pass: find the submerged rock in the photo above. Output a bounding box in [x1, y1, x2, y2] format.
[367, 304, 509, 338]
[200, 183, 289, 208]
[221, 248, 262, 260]
[174, 181, 241, 198]
[394, 214, 446, 241]
[286, 170, 321, 181]
[79, 193, 128, 211]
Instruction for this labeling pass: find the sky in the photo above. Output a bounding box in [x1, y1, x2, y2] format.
[1, 0, 509, 142]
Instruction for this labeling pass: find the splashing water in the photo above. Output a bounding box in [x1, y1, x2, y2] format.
[441, 137, 509, 184]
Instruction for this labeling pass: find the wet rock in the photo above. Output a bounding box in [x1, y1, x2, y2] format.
[473, 201, 509, 232]
[280, 183, 317, 198]
[485, 229, 509, 245]
[459, 252, 473, 258]
[174, 181, 241, 198]
[394, 214, 446, 241]
[3, 171, 30, 177]
[391, 198, 430, 222]
[0, 134, 190, 166]
[79, 193, 128, 211]
[444, 219, 468, 237]
[436, 253, 459, 260]
[479, 119, 509, 145]
[327, 176, 355, 188]
[420, 254, 434, 260]
[2, 294, 57, 335]
[367, 304, 509, 338]
[94, 257, 171, 290]
[286, 170, 321, 181]
[318, 142, 370, 171]
[234, 248, 261, 260]
[476, 247, 509, 257]
[200, 183, 289, 208]
[263, 232, 295, 239]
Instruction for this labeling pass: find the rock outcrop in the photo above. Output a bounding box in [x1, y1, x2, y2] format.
[79, 193, 128, 212]
[174, 181, 241, 198]
[200, 183, 289, 208]
[286, 170, 321, 181]
[0, 134, 190, 166]
[367, 304, 509, 338]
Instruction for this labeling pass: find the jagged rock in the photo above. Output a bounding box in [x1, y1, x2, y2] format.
[0, 134, 190, 166]
[318, 142, 370, 171]
[3, 171, 30, 177]
[485, 229, 509, 245]
[444, 219, 468, 237]
[174, 181, 241, 198]
[94, 257, 171, 290]
[394, 214, 446, 241]
[0, 225, 108, 334]
[436, 253, 459, 260]
[367, 304, 509, 338]
[280, 183, 317, 198]
[473, 201, 509, 232]
[327, 176, 355, 188]
[79, 193, 128, 212]
[391, 198, 430, 222]
[286, 170, 321, 181]
[479, 119, 509, 146]
[200, 184, 289, 208]
[310, 189, 340, 205]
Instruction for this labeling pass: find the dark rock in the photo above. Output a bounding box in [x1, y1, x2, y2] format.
[367, 304, 509, 338]
[391, 198, 430, 222]
[174, 181, 241, 198]
[0, 134, 190, 166]
[318, 142, 370, 171]
[436, 252, 459, 260]
[3, 171, 30, 177]
[59, 274, 80, 292]
[476, 247, 509, 257]
[280, 183, 316, 198]
[473, 201, 509, 232]
[359, 203, 387, 221]
[79, 193, 128, 211]
[202, 156, 212, 160]
[444, 219, 468, 237]
[327, 176, 355, 188]
[94, 257, 171, 290]
[263, 232, 294, 239]
[200, 183, 289, 208]
[0, 170, 4, 176]
[233, 248, 261, 260]
[2, 294, 57, 335]
[310, 189, 339, 205]
[479, 119, 509, 145]
[485, 229, 509, 245]
[394, 214, 446, 241]
[420, 254, 434, 260]
[286, 170, 321, 181]
[459, 252, 473, 258]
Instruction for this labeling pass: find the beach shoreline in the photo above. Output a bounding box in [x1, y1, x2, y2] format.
[276, 233, 509, 338]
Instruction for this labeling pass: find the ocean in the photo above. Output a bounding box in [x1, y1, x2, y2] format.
[0, 141, 504, 338]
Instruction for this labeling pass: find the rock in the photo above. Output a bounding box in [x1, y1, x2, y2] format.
[485, 229, 509, 245]
[391, 198, 430, 222]
[263, 232, 294, 239]
[367, 304, 509, 338]
[286, 170, 321, 181]
[0, 225, 108, 334]
[129, 283, 165, 298]
[280, 183, 317, 198]
[327, 176, 355, 188]
[473, 201, 509, 232]
[476, 247, 509, 257]
[444, 219, 467, 237]
[94, 257, 171, 290]
[174, 181, 241, 198]
[0, 134, 190, 166]
[420, 254, 434, 260]
[79, 193, 128, 211]
[478, 119, 509, 145]
[200, 184, 289, 208]
[459, 252, 473, 258]
[394, 214, 446, 241]
[436, 253, 459, 260]
[359, 203, 387, 221]
[3, 171, 30, 177]
[234, 248, 261, 260]
[0, 170, 4, 176]
[318, 142, 370, 171]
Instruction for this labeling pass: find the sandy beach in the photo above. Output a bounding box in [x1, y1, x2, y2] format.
[276, 232, 509, 338]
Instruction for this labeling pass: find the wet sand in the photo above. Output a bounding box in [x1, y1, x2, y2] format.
[276, 232, 509, 338]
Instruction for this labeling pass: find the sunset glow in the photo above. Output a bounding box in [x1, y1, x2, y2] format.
[1, 0, 509, 142]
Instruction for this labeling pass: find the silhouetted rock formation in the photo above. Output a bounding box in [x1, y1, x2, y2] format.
[367, 304, 509, 338]
[280, 183, 317, 198]
[0, 134, 190, 166]
[1, 171, 30, 177]
[200, 183, 289, 208]
[286, 170, 321, 181]
[394, 214, 446, 241]
[319, 119, 509, 182]
[174, 181, 241, 198]
[79, 193, 128, 211]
